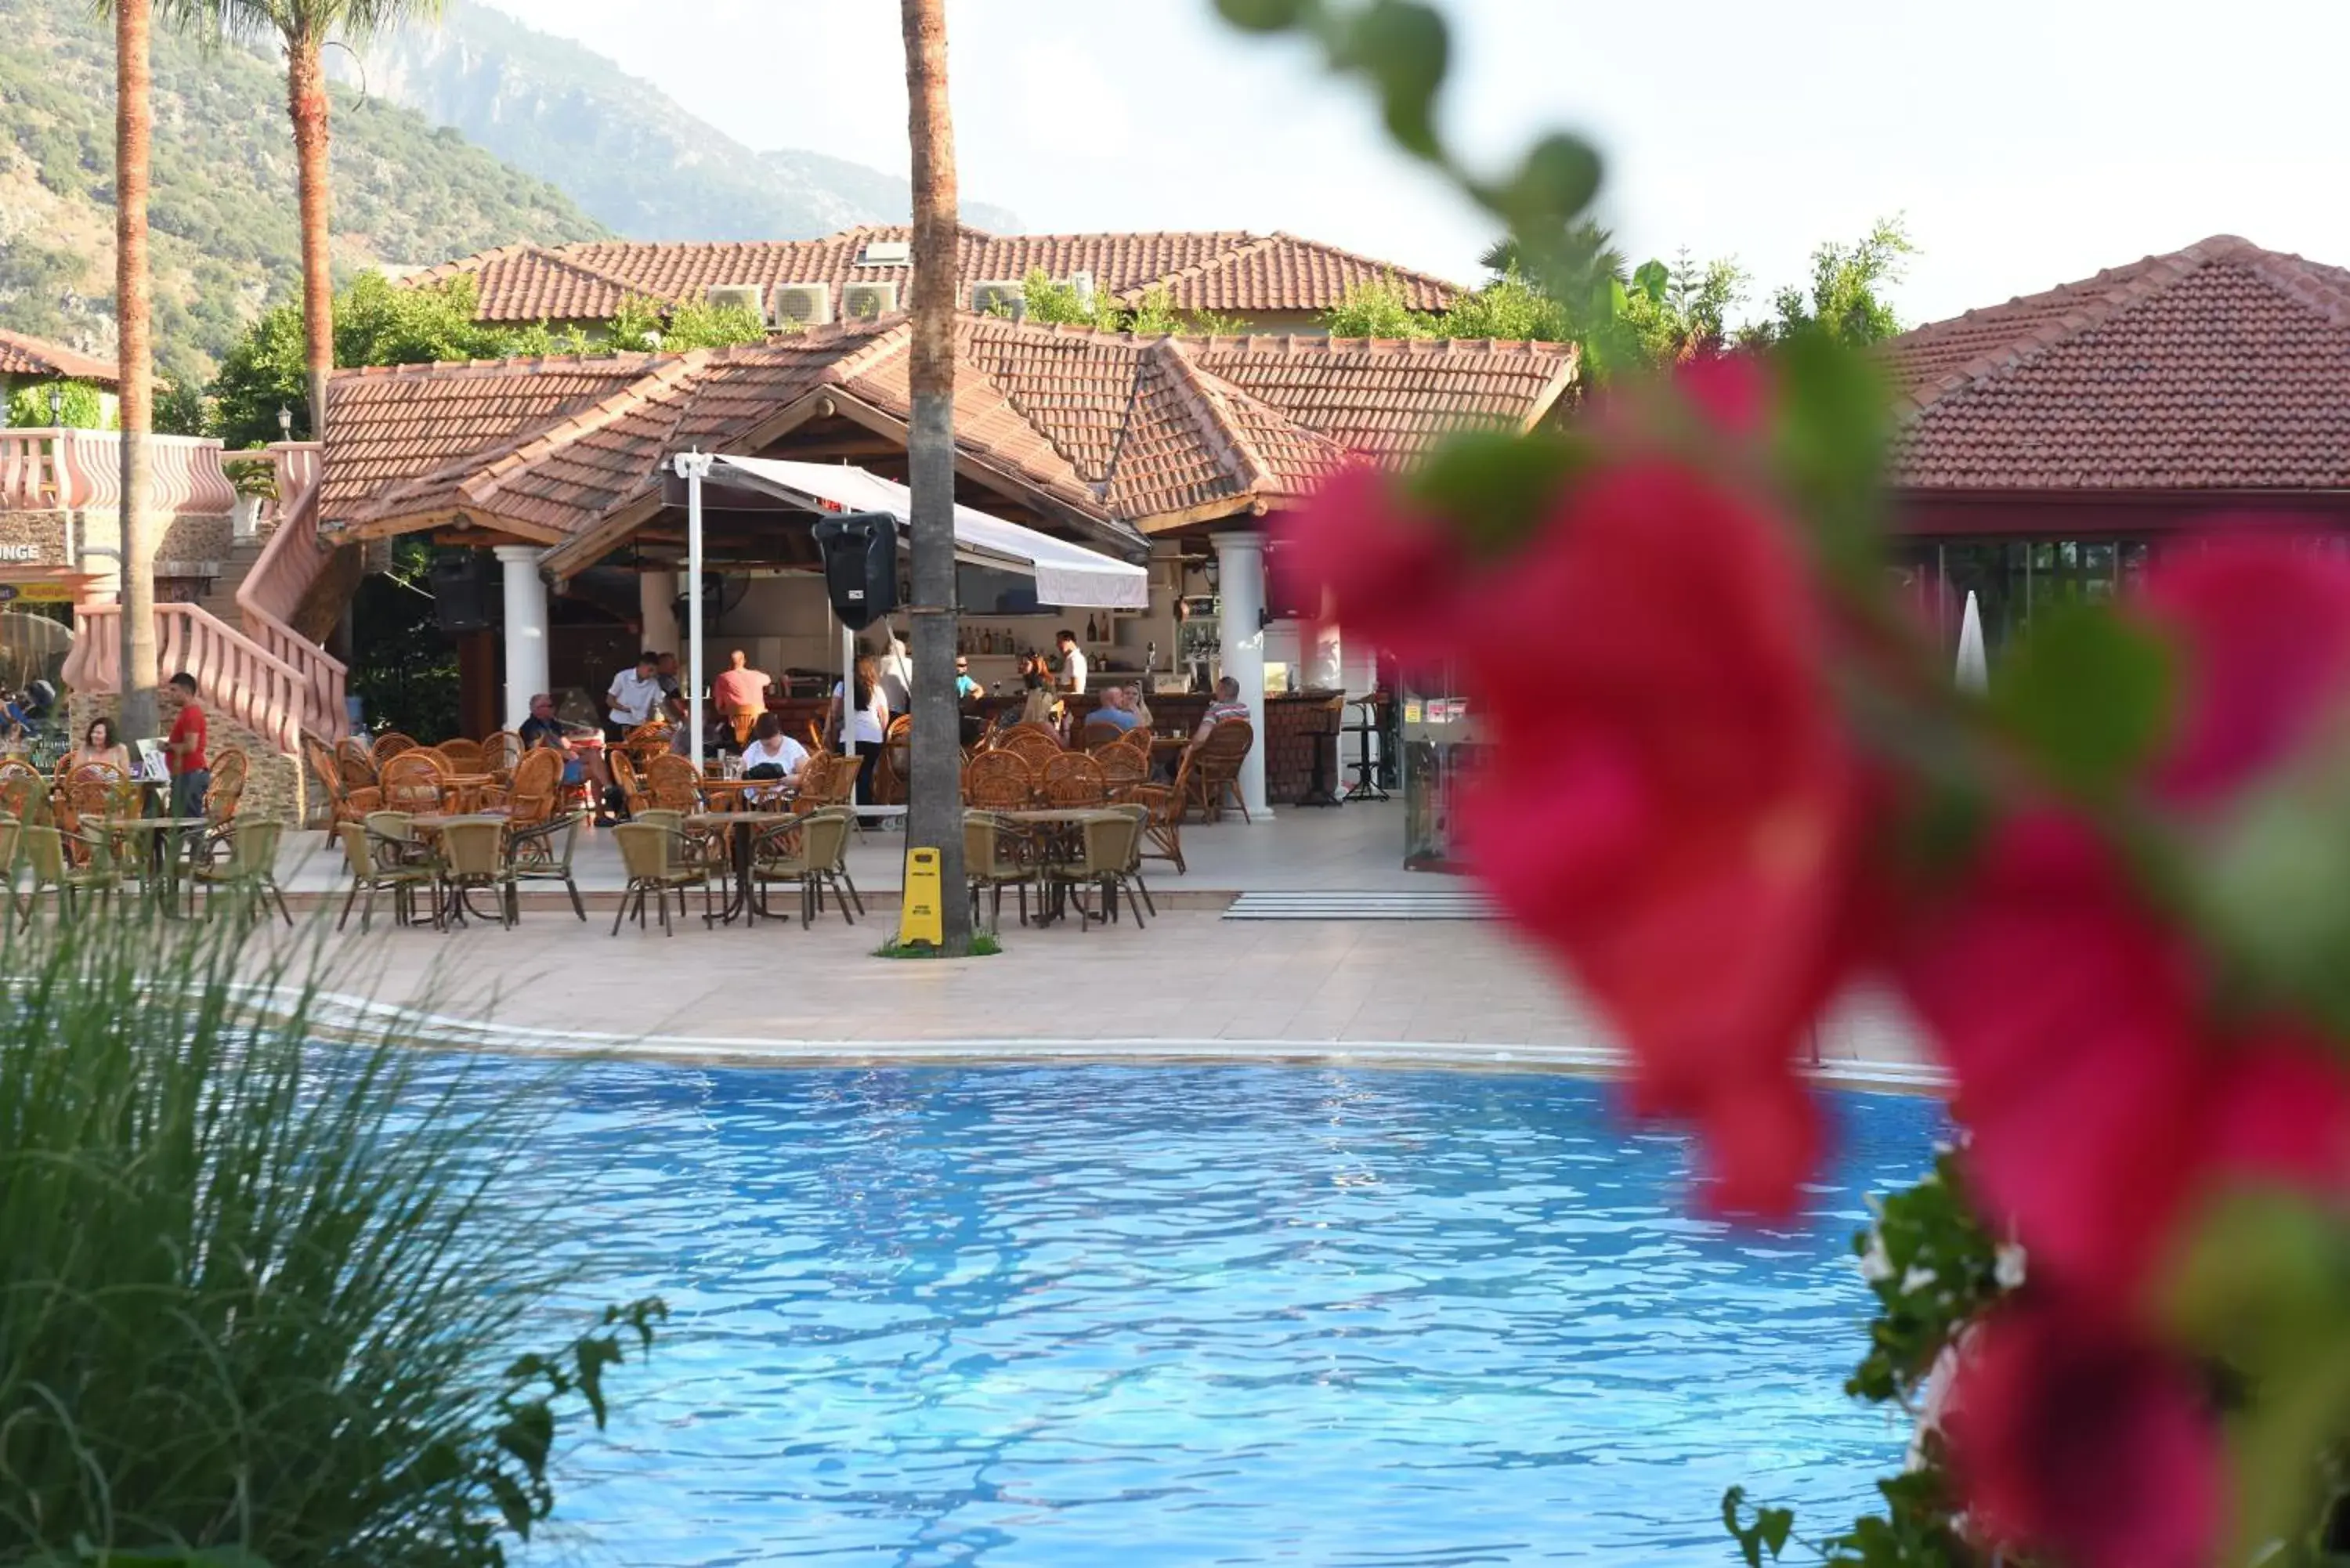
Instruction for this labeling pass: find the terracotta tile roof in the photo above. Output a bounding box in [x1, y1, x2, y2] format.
[1184, 333, 1578, 464]
[319, 315, 1575, 563]
[320, 355, 665, 523]
[0, 327, 117, 385]
[414, 226, 1460, 323]
[1885, 236, 2350, 491]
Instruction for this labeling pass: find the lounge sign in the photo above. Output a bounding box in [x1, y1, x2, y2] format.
[0, 544, 39, 562]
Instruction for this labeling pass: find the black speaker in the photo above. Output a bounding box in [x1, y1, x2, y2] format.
[812, 511, 898, 632]
[429, 551, 498, 633]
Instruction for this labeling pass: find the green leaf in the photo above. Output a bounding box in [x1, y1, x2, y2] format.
[1213, 0, 1310, 31]
[1404, 428, 1588, 557]
[1987, 602, 2174, 796]
[1632, 258, 1670, 304]
[1768, 329, 1891, 582]
[2193, 761, 2350, 1036]
[1338, 0, 1451, 159]
[1758, 1506, 1795, 1559]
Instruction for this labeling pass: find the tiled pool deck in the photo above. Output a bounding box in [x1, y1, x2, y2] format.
[257, 802, 1939, 1091]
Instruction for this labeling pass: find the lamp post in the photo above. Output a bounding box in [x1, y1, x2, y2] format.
[277, 405, 293, 440]
[46, 385, 61, 427]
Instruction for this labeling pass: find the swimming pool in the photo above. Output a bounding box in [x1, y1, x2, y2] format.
[501, 1062, 1936, 1566]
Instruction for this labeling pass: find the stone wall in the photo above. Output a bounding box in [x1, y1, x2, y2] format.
[65, 691, 305, 823]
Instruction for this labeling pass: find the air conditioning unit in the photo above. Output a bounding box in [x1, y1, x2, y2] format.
[770, 281, 832, 328]
[705, 284, 765, 317]
[1066, 270, 1096, 309]
[970, 280, 1025, 318]
[855, 240, 911, 266]
[841, 281, 900, 320]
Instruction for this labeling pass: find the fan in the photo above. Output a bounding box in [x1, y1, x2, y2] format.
[674, 573, 751, 630]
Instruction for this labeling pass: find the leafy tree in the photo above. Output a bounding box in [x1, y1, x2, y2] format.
[1618, 249, 1751, 364]
[1749, 216, 1915, 348]
[1324, 275, 1434, 338]
[4, 381, 111, 429]
[1015, 269, 1245, 336]
[603, 294, 768, 354]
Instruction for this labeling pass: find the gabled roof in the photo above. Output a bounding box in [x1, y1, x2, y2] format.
[320, 312, 1575, 570]
[0, 328, 118, 386]
[1884, 236, 2350, 491]
[409, 226, 1461, 323]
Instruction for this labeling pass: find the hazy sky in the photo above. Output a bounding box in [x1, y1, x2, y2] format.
[484, 0, 2347, 330]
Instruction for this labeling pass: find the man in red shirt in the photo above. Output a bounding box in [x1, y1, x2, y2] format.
[163, 670, 209, 818]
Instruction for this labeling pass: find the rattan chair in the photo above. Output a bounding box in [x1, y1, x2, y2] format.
[643, 753, 703, 815]
[1096, 741, 1149, 800]
[963, 809, 1033, 931]
[437, 737, 485, 772]
[193, 817, 291, 927]
[997, 724, 1064, 771]
[1188, 720, 1254, 823]
[876, 714, 913, 804]
[1129, 768, 1188, 876]
[962, 749, 1035, 811]
[610, 820, 714, 937]
[507, 811, 588, 922]
[1039, 751, 1108, 809]
[502, 748, 564, 833]
[19, 824, 118, 925]
[750, 807, 859, 927]
[371, 732, 418, 761]
[1042, 809, 1148, 930]
[793, 752, 859, 813]
[0, 772, 45, 824]
[434, 816, 514, 930]
[378, 751, 447, 815]
[483, 729, 524, 781]
[607, 748, 650, 818]
[335, 821, 435, 930]
[1079, 719, 1130, 751]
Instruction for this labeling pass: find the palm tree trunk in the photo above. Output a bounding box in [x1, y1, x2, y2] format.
[286, 33, 334, 437]
[899, 0, 969, 952]
[114, 0, 156, 741]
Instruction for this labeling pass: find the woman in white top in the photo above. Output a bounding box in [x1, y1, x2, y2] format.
[828, 655, 889, 805]
[739, 712, 811, 804]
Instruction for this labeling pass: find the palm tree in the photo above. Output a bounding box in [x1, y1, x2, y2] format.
[112, 0, 157, 740]
[898, 0, 969, 952]
[161, 0, 447, 435]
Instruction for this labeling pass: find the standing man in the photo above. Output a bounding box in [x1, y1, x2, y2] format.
[713, 648, 772, 728]
[606, 650, 663, 745]
[653, 651, 687, 722]
[162, 670, 207, 818]
[1054, 628, 1088, 695]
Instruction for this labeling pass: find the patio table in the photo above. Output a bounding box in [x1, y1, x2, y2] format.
[403, 813, 512, 926]
[440, 773, 498, 813]
[685, 811, 804, 925]
[998, 808, 1126, 925]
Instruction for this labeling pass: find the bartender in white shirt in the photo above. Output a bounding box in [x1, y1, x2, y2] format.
[1054, 627, 1089, 694]
[605, 649, 664, 743]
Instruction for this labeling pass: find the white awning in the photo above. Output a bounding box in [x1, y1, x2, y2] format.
[703, 454, 1149, 610]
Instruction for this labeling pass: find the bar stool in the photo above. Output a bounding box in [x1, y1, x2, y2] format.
[1296, 694, 1343, 807]
[1342, 695, 1390, 802]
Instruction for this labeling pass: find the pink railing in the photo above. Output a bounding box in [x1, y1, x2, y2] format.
[65, 602, 307, 754]
[0, 430, 236, 515]
[235, 442, 345, 739]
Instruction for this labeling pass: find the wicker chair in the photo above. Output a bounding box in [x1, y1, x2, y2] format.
[962, 749, 1035, 811]
[437, 737, 485, 772]
[1188, 720, 1254, 823]
[749, 807, 859, 927]
[997, 724, 1064, 771]
[621, 721, 673, 768]
[606, 748, 650, 819]
[204, 747, 250, 832]
[19, 824, 118, 924]
[507, 811, 588, 922]
[0, 772, 44, 825]
[1039, 751, 1108, 809]
[1095, 742, 1150, 800]
[643, 753, 703, 815]
[371, 732, 418, 761]
[336, 736, 378, 786]
[876, 714, 913, 805]
[1079, 719, 1130, 751]
[193, 818, 291, 927]
[335, 821, 435, 931]
[610, 820, 714, 937]
[502, 748, 565, 834]
[963, 810, 1033, 931]
[1041, 808, 1148, 930]
[1129, 764, 1191, 876]
[794, 753, 860, 813]
[483, 729, 524, 781]
[378, 751, 448, 815]
[433, 817, 513, 930]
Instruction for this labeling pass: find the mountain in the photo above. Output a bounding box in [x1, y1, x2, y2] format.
[352, 1, 1021, 243]
[0, 0, 606, 385]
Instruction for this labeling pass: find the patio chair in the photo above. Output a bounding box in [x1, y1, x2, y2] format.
[607, 748, 650, 819]
[438, 737, 485, 773]
[750, 807, 859, 927]
[378, 751, 447, 815]
[502, 748, 564, 834]
[1079, 718, 1129, 751]
[1188, 720, 1254, 823]
[371, 732, 418, 761]
[19, 824, 118, 925]
[1096, 741, 1150, 800]
[963, 810, 1033, 931]
[610, 820, 714, 937]
[1042, 809, 1148, 930]
[621, 721, 673, 768]
[202, 748, 250, 852]
[1039, 751, 1108, 809]
[336, 736, 379, 787]
[193, 817, 291, 927]
[483, 729, 524, 782]
[876, 715, 913, 805]
[962, 749, 1035, 811]
[507, 811, 588, 922]
[1129, 769, 1188, 876]
[1105, 801, 1156, 917]
[998, 724, 1064, 771]
[0, 772, 45, 825]
[794, 753, 860, 813]
[433, 816, 514, 930]
[644, 753, 703, 815]
[335, 821, 435, 931]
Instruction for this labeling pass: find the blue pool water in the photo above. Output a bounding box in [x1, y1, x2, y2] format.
[493, 1062, 1937, 1566]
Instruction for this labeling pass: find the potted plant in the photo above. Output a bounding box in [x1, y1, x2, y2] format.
[223, 453, 277, 540]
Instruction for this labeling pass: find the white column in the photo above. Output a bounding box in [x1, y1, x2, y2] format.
[1213, 529, 1269, 818]
[638, 568, 680, 659]
[494, 544, 550, 731]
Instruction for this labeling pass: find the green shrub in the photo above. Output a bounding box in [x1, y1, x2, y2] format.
[0, 917, 658, 1565]
[5, 379, 107, 429]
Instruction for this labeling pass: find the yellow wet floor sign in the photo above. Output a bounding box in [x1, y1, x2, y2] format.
[899, 845, 943, 947]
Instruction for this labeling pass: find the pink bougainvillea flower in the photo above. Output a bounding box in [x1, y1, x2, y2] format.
[1272, 463, 1468, 669]
[1671, 351, 1773, 439]
[1453, 461, 1874, 1215]
[2138, 533, 2350, 809]
[1947, 1299, 2221, 1568]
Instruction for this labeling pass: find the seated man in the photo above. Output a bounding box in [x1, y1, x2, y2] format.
[1085, 685, 1141, 733]
[1173, 676, 1250, 777]
[519, 692, 609, 800]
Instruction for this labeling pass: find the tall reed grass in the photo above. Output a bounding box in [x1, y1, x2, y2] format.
[0, 912, 657, 1565]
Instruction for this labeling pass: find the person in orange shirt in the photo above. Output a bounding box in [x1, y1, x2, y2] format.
[712, 649, 771, 743]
